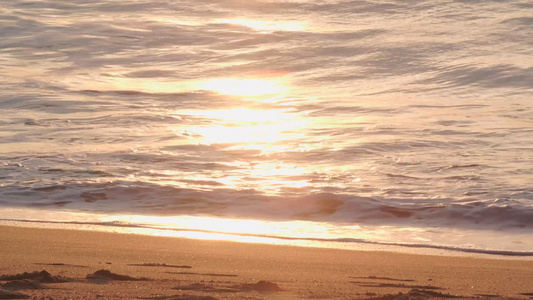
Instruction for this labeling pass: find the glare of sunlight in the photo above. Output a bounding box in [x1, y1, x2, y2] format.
[67, 73, 289, 100]
[249, 162, 310, 178]
[193, 123, 301, 145]
[117, 215, 342, 245]
[77, 76, 196, 94]
[122, 215, 334, 238]
[151, 17, 202, 26]
[186, 107, 290, 124]
[200, 78, 287, 97]
[157, 230, 289, 244]
[181, 108, 307, 147]
[218, 19, 306, 32]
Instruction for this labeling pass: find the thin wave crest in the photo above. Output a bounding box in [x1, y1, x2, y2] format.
[1, 181, 532, 230]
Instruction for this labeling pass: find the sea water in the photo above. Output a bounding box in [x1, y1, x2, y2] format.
[1, 0, 532, 256]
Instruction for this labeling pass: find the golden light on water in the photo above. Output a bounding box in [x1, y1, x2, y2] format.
[248, 162, 310, 178]
[122, 215, 337, 239]
[151, 18, 307, 33]
[79, 68, 313, 191]
[217, 19, 306, 32]
[200, 78, 287, 97]
[67, 72, 289, 100]
[192, 124, 293, 145]
[182, 108, 307, 148]
[190, 107, 288, 123]
[121, 215, 357, 247]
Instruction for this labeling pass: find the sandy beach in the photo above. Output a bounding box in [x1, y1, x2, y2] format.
[0, 225, 531, 299]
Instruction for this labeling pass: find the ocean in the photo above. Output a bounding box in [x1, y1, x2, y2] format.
[1, 0, 532, 256]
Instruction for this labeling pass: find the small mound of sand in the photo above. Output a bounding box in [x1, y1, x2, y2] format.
[173, 281, 283, 294]
[175, 283, 211, 291]
[237, 281, 284, 292]
[1, 280, 43, 291]
[0, 270, 66, 283]
[86, 269, 145, 281]
[363, 289, 460, 300]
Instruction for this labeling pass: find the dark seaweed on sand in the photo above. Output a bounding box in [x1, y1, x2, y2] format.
[165, 271, 237, 277]
[362, 289, 461, 299]
[0, 270, 67, 283]
[139, 294, 219, 300]
[0, 289, 29, 299]
[129, 263, 192, 269]
[1, 279, 44, 290]
[349, 276, 415, 282]
[351, 281, 442, 290]
[35, 262, 88, 268]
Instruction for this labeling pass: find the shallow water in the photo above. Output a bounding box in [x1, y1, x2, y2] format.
[1, 0, 532, 255]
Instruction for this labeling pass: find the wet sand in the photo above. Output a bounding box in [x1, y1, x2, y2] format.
[0, 225, 532, 299]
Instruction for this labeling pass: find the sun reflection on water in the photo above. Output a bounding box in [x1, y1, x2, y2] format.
[151, 18, 307, 33]
[66, 73, 289, 101]
[180, 108, 307, 149]
[200, 78, 287, 97]
[217, 19, 307, 32]
[123, 215, 336, 239]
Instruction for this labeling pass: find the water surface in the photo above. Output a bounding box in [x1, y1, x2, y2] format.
[1, 0, 532, 255]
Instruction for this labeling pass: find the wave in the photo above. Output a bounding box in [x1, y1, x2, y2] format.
[1, 180, 532, 230]
[1, 0, 532, 259]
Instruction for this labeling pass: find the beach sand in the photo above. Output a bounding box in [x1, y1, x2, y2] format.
[0, 225, 532, 299]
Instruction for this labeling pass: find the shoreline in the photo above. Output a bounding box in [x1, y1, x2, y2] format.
[1, 214, 533, 260]
[1, 225, 533, 299]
